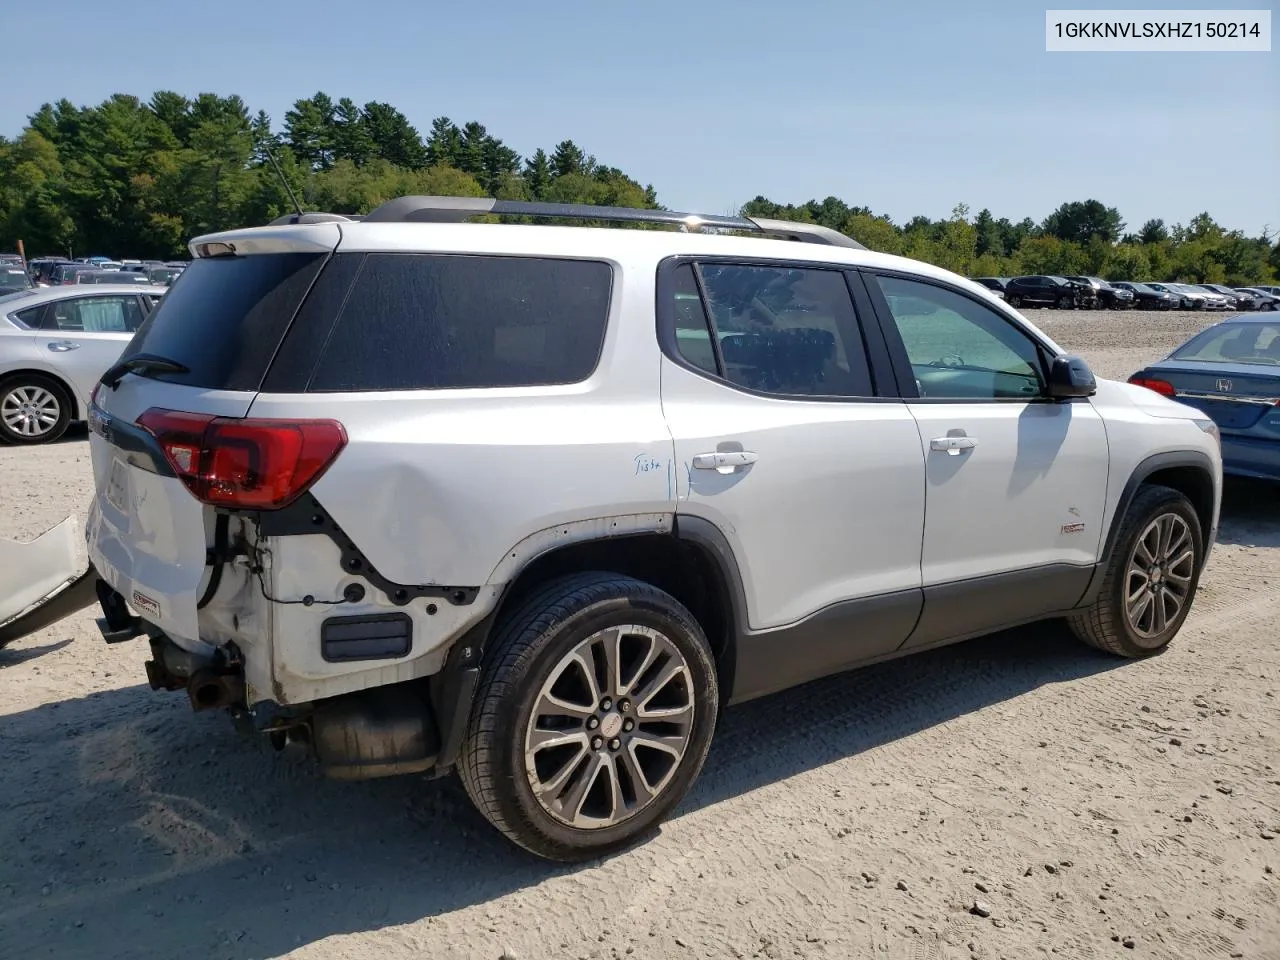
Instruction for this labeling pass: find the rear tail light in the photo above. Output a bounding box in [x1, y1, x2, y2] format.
[1128, 376, 1176, 398]
[136, 408, 347, 509]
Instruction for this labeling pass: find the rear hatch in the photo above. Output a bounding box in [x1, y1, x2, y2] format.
[86, 227, 339, 643]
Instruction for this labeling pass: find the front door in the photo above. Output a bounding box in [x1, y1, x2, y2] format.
[659, 258, 927, 700]
[865, 271, 1110, 649]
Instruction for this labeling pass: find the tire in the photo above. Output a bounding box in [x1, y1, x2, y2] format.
[1057, 295, 1075, 310]
[1067, 485, 1204, 658]
[458, 572, 719, 862]
[0, 374, 73, 445]
[1007, 295, 1021, 308]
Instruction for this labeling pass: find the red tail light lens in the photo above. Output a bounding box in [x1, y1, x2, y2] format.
[136, 408, 347, 509]
[1128, 376, 1176, 398]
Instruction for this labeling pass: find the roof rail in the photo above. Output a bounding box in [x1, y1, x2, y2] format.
[266, 212, 362, 226]
[352, 196, 867, 250]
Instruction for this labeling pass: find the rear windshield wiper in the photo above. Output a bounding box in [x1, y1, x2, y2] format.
[100, 353, 190, 390]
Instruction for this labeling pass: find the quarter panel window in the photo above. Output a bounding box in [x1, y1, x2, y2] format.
[874, 275, 1045, 400]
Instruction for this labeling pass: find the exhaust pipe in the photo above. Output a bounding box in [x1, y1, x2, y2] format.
[186, 669, 245, 712]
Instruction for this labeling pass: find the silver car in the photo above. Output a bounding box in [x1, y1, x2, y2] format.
[0, 284, 167, 444]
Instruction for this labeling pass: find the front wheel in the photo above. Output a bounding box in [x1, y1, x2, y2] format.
[458, 572, 719, 862]
[1006, 295, 1021, 308]
[1067, 485, 1204, 658]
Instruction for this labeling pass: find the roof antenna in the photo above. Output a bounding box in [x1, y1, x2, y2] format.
[262, 144, 305, 222]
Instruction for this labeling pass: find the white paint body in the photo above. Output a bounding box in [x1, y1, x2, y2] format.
[82, 222, 1223, 707]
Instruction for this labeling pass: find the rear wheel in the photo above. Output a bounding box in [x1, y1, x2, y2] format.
[0, 374, 72, 445]
[458, 572, 719, 862]
[1067, 485, 1204, 658]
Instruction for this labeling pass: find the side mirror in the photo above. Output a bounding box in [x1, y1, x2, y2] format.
[1047, 354, 1096, 399]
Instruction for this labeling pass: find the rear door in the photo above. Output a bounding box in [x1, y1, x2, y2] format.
[86, 233, 337, 643]
[30, 293, 146, 409]
[659, 257, 927, 698]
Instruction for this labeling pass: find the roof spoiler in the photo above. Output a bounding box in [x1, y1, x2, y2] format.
[268, 197, 867, 250]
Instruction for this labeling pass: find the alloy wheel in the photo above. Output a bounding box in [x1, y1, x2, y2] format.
[1124, 512, 1196, 640]
[1, 385, 61, 438]
[524, 624, 695, 829]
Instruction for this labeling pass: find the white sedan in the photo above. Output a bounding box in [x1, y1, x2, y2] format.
[0, 283, 167, 444]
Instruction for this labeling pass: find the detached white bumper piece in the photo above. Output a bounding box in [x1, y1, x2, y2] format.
[0, 517, 97, 649]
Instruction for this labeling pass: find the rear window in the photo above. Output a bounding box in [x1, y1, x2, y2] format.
[304, 253, 612, 392]
[1173, 323, 1280, 365]
[120, 252, 327, 390]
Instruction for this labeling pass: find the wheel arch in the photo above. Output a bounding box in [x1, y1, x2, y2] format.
[1101, 451, 1217, 570]
[430, 516, 748, 777]
[0, 367, 81, 419]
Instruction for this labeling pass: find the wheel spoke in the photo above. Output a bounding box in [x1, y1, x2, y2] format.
[592, 627, 622, 700]
[1151, 588, 1169, 634]
[527, 726, 589, 754]
[619, 741, 656, 804]
[1134, 528, 1158, 566]
[534, 688, 594, 721]
[1128, 591, 1153, 631]
[634, 658, 689, 718]
[1163, 523, 1191, 564]
[569, 651, 602, 708]
[630, 729, 686, 759]
[534, 742, 590, 797]
[561, 752, 607, 825]
[617, 631, 661, 698]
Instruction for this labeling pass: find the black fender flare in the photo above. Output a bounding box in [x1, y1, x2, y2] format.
[1077, 449, 1218, 608]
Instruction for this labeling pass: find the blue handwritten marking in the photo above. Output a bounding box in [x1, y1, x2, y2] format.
[634, 453, 663, 476]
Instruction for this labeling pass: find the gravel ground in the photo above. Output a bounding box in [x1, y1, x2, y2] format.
[1, 309, 1277, 960]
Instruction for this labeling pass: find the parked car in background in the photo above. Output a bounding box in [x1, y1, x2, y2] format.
[1066, 276, 1134, 310]
[1143, 283, 1198, 309]
[969, 277, 1008, 299]
[1235, 288, 1280, 311]
[49, 263, 95, 286]
[27, 259, 69, 286]
[74, 270, 156, 286]
[1112, 282, 1180, 310]
[1193, 284, 1254, 310]
[146, 265, 184, 286]
[1003, 275, 1089, 309]
[1251, 285, 1280, 298]
[1172, 283, 1232, 310]
[1, 267, 32, 294]
[1129, 315, 1280, 482]
[0, 284, 167, 443]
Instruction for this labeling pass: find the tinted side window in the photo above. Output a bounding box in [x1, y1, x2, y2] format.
[48, 295, 145, 332]
[14, 305, 45, 329]
[306, 254, 612, 392]
[121, 252, 327, 390]
[672, 262, 874, 398]
[874, 275, 1045, 400]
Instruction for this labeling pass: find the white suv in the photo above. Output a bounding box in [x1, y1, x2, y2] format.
[80, 196, 1223, 861]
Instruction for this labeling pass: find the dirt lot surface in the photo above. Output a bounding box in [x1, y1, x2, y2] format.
[1, 309, 1277, 960]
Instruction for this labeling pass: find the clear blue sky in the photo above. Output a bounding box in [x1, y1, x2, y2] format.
[5, 0, 1277, 235]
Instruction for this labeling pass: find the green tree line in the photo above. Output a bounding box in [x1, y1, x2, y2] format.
[1, 90, 1275, 285]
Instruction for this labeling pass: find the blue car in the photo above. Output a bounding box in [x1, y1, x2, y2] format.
[1128, 315, 1280, 482]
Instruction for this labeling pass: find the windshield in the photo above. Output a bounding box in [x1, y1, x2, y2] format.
[1172, 322, 1280, 365]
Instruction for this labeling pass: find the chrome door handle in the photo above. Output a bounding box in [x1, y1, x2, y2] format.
[930, 436, 977, 455]
[692, 450, 759, 471]
[47, 340, 80, 352]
